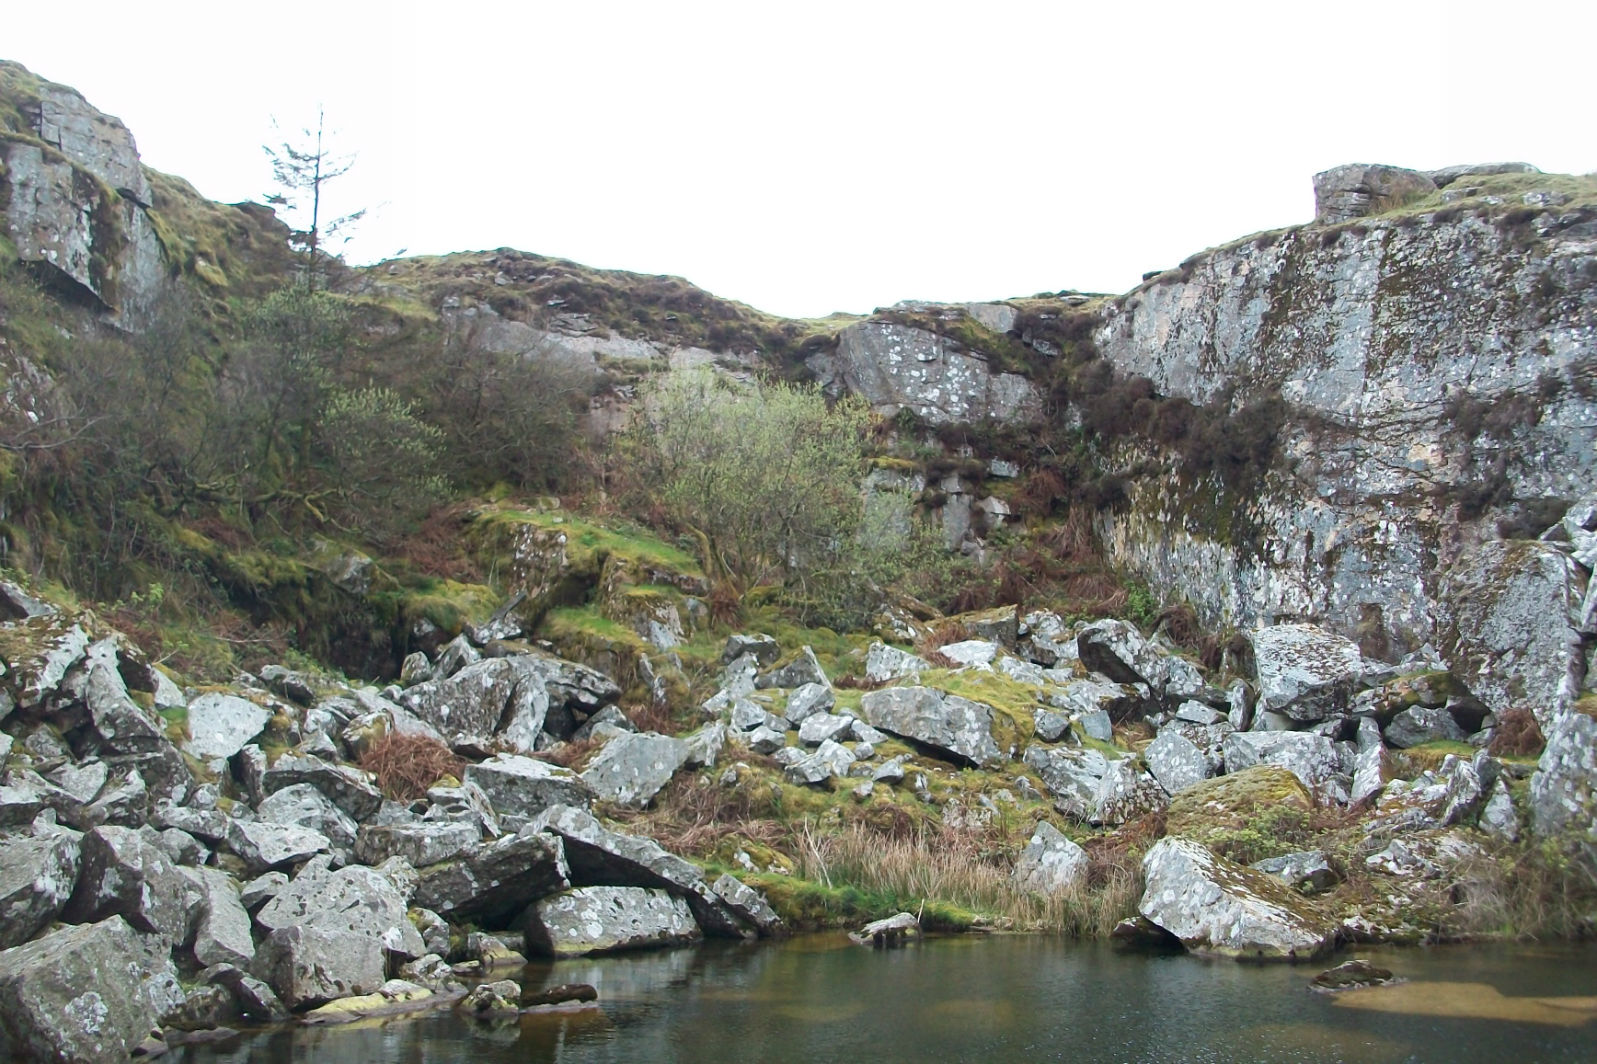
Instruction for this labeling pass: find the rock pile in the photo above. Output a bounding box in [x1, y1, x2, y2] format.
[0, 586, 780, 1061]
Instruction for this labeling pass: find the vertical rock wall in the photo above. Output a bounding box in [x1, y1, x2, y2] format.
[1091, 211, 1597, 672]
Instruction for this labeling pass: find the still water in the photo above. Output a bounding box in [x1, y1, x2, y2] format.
[174, 936, 1597, 1063]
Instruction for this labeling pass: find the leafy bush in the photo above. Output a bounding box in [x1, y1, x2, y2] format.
[618, 367, 941, 628]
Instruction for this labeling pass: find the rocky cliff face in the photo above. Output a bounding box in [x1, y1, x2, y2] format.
[1088, 189, 1596, 721]
[807, 312, 1043, 425]
[0, 62, 167, 327]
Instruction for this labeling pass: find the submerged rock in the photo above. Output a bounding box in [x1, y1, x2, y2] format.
[848, 911, 920, 948]
[1311, 958, 1398, 991]
[521, 982, 598, 1007]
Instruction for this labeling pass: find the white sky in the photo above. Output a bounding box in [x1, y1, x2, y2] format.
[8, 1, 1594, 318]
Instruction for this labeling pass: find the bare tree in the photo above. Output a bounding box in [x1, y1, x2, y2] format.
[263, 108, 365, 289]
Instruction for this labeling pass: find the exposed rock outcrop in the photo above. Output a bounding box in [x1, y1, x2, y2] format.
[808, 319, 1042, 425]
[1093, 187, 1596, 661]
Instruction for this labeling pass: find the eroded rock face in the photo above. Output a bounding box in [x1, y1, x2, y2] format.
[1144, 729, 1210, 795]
[399, 657, 549, 753]
[260, 754, 384, 822]
[1222, 730, 1346, 802]
[0, 832, 81, 949]
[809, 320, 1043, 425]
[521, 886, 700, 958]
[531, 804, 760, 938]
[225, 819, 330, 874]
[184, 693, 271, 761]
[250, 925, 386, 1010]
[0, 75, 168, 325]
[411, 828, 570, 924]
[1139, 837, 1336, 960]
[354, 820, 480, 868]
[183, 866, 255, 970]
[465, 754, 596, 819]
[255, 858, 424, 958]
[1529, 708, 1597, 862]
[864, 642, 930, 685]
[256, 783, 358, 849]
[0, 917, 183, 1063]
[1076, 620, 1203, 707]
[859, 686, 1001, 767]
[62, 825, 191, 941]
[1093, 205, 1596, 661]
[784, 739, 856, 785]
[710, 873, 785, 936]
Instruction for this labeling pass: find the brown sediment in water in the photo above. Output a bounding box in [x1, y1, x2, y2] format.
[1331, 982, 1597, 1027]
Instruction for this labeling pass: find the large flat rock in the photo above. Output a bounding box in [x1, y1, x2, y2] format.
[859, 686, 1001, 767]
[521, 886, 700, 957]
[1139, 837, 1335, 961]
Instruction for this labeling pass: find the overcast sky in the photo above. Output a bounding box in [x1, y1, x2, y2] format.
[9, 1, 1593, 318]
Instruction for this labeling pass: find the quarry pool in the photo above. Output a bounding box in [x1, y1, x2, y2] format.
[171, 936, 1597, 1063]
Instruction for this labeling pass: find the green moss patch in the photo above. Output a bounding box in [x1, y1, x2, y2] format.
[1165, 766, 1316, 863]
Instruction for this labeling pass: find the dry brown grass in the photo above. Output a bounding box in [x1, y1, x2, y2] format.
[914, 619, 969, 659]
[794, 819, 1142, 937]
[624, 699, 676, 736]
[358, 732, 466, 800]
[391, 502, 485, 583]
[534, 734, 602, 770]
[1488, 707, 1545, 758]
[613, 762, 789, 856]
[1445, 844, 1597, 940]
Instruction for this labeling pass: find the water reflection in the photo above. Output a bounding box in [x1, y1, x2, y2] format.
[173, 938, 1597, 1063]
